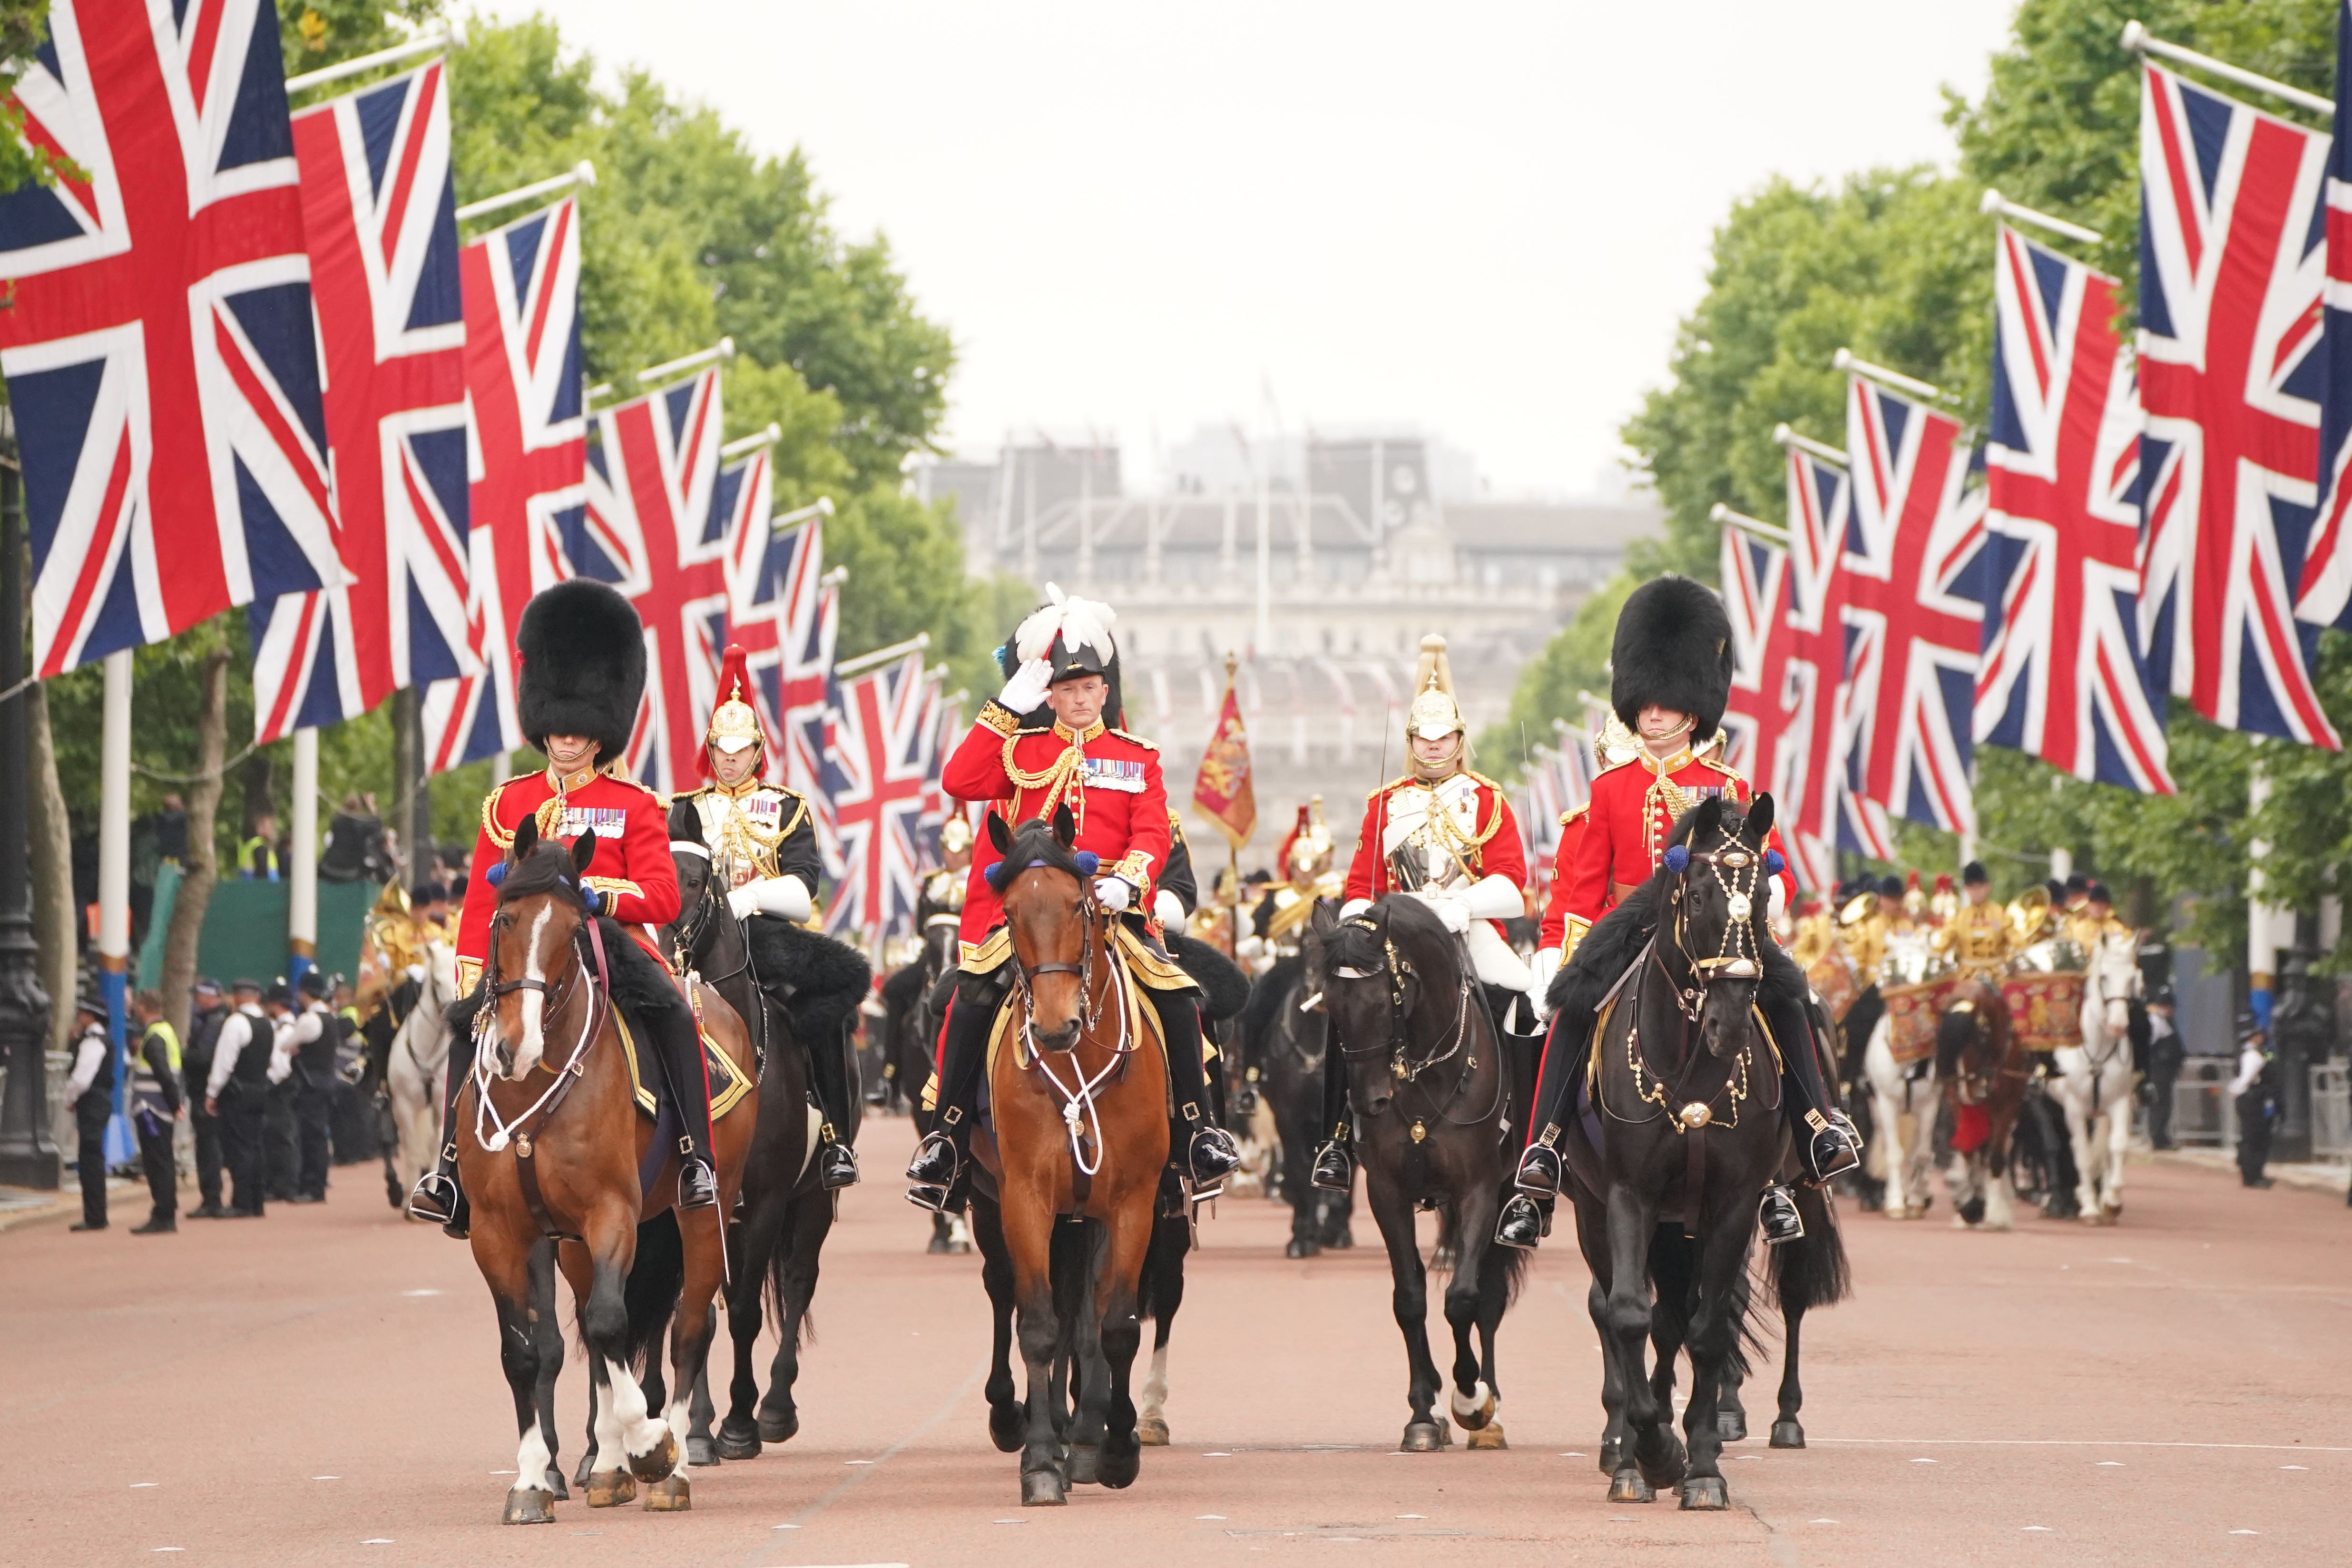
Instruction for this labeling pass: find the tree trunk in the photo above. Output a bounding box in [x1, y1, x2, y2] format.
[390, 686, 423, 882]
[25, 679, 78, 1055]
[160, 647, 229, 1046]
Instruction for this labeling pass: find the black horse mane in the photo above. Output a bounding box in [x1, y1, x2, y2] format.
[987, 814, 1086, 892]
[1320, 890, 1452, 974]
[499, 833, 588, 907]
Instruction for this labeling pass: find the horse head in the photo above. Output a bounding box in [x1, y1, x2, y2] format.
[485, 814, 598, 1078]
[1307, 894, 1457, 1117]
[2089, 930, 2139, 1037]
[989, 805, 1092, 1055]
[1661, 792, 1776, 1060]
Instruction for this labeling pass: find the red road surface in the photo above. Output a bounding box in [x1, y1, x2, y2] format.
[3, 1137, 2344, 1568]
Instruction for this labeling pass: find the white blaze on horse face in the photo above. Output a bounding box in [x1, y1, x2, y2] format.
[511, 902, 554, 1080]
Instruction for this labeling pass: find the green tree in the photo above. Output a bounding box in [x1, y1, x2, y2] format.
[0, 3, 65, 197]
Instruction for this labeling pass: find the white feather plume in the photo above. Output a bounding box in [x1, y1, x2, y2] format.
[1014, 581, 1118, 665]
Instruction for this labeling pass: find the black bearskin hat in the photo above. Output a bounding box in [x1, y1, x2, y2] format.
[517, 579, 646, 760]
[1609, 574, 1734, 740]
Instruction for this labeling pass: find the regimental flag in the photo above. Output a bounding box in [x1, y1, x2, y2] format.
[823, 650, 940, 941]
[0, 0, 343, 678]
[578, 367, 726, 793]
[2299, 0, 2352, 627]
[1840, 375, 1988, 839]
[253, 59, 468, 743]
[1978, 226, 2174, 793]
[421, 196, 587, 771]
[2137, 63, 2340, 748]
[1782, 444, 1882, 875]
[1192, 665, 1256, 848]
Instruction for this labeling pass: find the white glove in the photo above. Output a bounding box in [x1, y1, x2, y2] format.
[1418, 890, 1471, 934]
[1235, 933, 1266, 963]
[728, 875, 813, 923]
[1153, 888, 1186, 927]
[996, 656, 1054, 715]
[1093, 875, 1134, 912]
[1338, 898, 1372, 920]
[1768, 876, 1788, 922]
[1528, 946, 1561, 1019]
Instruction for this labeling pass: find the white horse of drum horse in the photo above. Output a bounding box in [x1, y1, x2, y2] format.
[2049, 931, 2140, 1225]
[386, 939, 458, 1215]
[1861, 930, 1945, 1219]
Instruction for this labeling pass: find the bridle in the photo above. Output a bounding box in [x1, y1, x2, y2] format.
[1610, 822, 1772, 1135]
[471, 882, 612, 1158]
[1001, 863, 1136, 1184]
[1324, 905, 1499, 1135]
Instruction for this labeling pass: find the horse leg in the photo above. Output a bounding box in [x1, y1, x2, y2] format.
[1771, 1298, 1807, 1448]
[1568, 1187, 1628, 1475]
[1060, 1222, 1107, 1485]
[759, 1191, 832, 1445]
[1464, 1211, 1515, 1451]
[1003, 1196, 1069, 1506]
[2065, 1082, 2101, 1221]
[1443, 1187, 1503, 1446]
[1603, 1183, 1672, 1501]
[1644, 1230, 1693, 1478]
[971, 1195, 1026, 1454]
[476, 1217, 559, 1525]
[1674, 1202, 1751, 1510]
[2102, 1074, 2131, 1219]
[528, 1240, 569, 1500]
[580, 1206, 670, 1506]
[1137, 1215, 1184, 1446]
[1368, 1174, 1444, 1451]
[1284, 1131, 1321, 1258]
[554, 1242, 601, 1489]
[718, 1194, 777, 1459]
[644, 1207, 727, 1511]
[1716, 1267, 1750, 1443]
[1911, 1083, 1940, 1215]
[1094, 1205, 1154, 1489]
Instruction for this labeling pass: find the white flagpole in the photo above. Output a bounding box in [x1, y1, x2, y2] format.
[98, 650, 132, 1161]
[719, 422, 783, 460]
[285, 23, 467, 95]
[1772, 422, 1848, 468]
[835, 633, 932, 678]
[289, 729, 319, 989]
[1979, 188, 2103, 247]
[587, 338, 736, 404]
[1833, 347, 1942, 402]
[2121, 20, 2332, 118]
[1709, 502, 1790, 546]
[455, 160, 596, 224]
[774, 497, 835, 533]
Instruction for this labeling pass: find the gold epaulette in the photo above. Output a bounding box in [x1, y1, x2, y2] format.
[479, 774, 537, 850]
[1558, 804, 1588, 828]
[1464, 768, 1503, 790]
[977, 700, 1022, 737]
[1108, 728, 1159, 751]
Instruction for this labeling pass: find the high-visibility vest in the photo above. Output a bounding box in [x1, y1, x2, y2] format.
[241, 837, 278, 880]
[129, 1020, 179, 1116]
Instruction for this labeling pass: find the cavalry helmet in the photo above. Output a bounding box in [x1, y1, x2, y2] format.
[703, 643, 766, 772]
[1004, 582, 1123, 726]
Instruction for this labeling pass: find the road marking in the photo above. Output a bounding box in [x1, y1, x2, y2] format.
[2023, 1526, 2052, 1532]
[152, 1550, 183, 1554]
[1397, 1513, 1425, 1519]
[2282, 1464, 2308, 1470]
[131, 1482, 157, 1488]
[312, 1475, 338, 1480]
[401, 1288, 441, 1297]
[1813, 1438, 2351, 1453]
[1197, 1515, 1226, 1520]
[361, 1540, 393, 1546]
[2230, 1530, 2260, 1536]
[1811, 1519, 1838, 1524]
[1911, 1457, 1938, 1464]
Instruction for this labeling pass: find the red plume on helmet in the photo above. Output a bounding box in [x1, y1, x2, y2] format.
[699, 644, 768, 780]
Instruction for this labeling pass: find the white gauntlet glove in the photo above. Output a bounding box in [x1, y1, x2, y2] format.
[1152, 889, 1186, 927]
[1417, 890, 1471, 934]
[1092, 876, 1134, 912]
[996, 656, 1054, 716]
[728, 875, 813, 923]
[1338, 898, 1372, 920]
[1528, 946, 1561, 1018]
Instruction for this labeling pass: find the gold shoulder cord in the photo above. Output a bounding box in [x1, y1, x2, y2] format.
[480, 785, 515, 850]
[1001, 732, 1087, 832]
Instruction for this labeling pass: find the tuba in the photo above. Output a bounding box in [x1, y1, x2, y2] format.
[2007, 884, 2053, 945]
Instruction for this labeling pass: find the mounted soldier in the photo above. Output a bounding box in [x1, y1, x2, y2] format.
[905, 586, 1245, 1209]
[406, 579, 719, 1235]
[673, 644, 864, 1190]
[1239, 800, 1343, 975]
[1308, 633, 1535, 1195]
[1499, 575, 1859, 1250]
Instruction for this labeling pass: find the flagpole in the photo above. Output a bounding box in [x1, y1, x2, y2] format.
[284, 23, 466, 95]
[454, 160, 597, 224]
[1979, 188, 2103, 247]
[1833, 348, 1942, 403]
[835, 633, 932, 678]
[2121, 20, 2332, 118]
[1772, 423, 1848, 467]
[98, 650, 132, 1164]
[774, 497, 835, 532]
[586, 338, 736, 404]
[1709, 502, 1790, 545]
[288, 728, 319, 990]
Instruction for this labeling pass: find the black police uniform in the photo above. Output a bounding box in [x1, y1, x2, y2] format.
[183, 995, 230, 1215]
[128, 1019, 185, 1232]
[66, 1014, 115, 1231]
[207, 998, 273, 1216]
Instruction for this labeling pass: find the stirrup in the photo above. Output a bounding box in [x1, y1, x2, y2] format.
[1495, 1193, 1544, 1251]
[677, 1156, 719, 1211]
[1186, 1125, 1242, 1186]
[1759, 1184, 1805, 1246]
[818, 1140, 860, 1191]
[407, 1170, 465, 1237]
[905, 1130, 960, 1187]
[1805, 1120, 1860, 1185]
[905, 1182, 952, 1214]
[1515, 1140, 1562, 1196]
[1309, 1140, 1353, 1193]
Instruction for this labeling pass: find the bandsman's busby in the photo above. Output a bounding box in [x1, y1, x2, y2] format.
[516, 579, 646, 761]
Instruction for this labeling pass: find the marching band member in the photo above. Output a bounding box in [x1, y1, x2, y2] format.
[1933, 861, 2012, 979]
[1501, 576, 1857, 1250]
[1308, 635, 1532, 1195]
[905, 587, 1244, 1209]
[407, 581, 717, 1237]
[676, 646, 863, 1190]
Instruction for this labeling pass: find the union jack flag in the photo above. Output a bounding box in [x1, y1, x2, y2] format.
[0, 0, 343, 678]
[2297, 1, 2352, 627]
[421, 197, 587, 771]
[793, 577, 844, 874]
[2137, 64, 2339, 747]
[578, 368, 725, 793]
[1978, 226, 2173, 793]
[1782, 443, 1885, 872]
[822, 650, 940, 941]
[1719, 523, 1833, 889]
[252, 60, 467, 742]
[1839, 375, 1987, 838]
[715, 447, 786, 774]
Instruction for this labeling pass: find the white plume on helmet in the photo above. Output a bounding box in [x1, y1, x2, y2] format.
[1015, 582, 1118, 667]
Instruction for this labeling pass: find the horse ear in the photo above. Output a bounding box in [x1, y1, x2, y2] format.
[986, 811, 1013, 855]
[572, 828, 598, 876]
[1310, 900, 1337, 936]
[511, 813, 539, 863]
[1692, 794, 1722, 840]
[1052, 803, 1077, 847]
[667, 796, 703, 845]
[1746, 791, 1775, 844]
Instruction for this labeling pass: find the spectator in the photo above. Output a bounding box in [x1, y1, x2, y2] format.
[260, 980, 300, 1200]
[154, 793, 188, 865]
[126, 989, 184, 1235]
[2230, 1015, 2277, 1189]
[240, 812, 281, 882]
[65, 988, 114, 1233]
[320, 793, 394, 885]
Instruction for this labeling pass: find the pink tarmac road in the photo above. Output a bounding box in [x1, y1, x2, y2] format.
[3, 1136, 2344, 1568]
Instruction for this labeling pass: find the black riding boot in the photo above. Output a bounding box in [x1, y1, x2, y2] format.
[648, 1005, 719, 1209]
[408, 1012, 476, 1237]
[906, 972, 1002, 1207]
[1515, 1006, 1587, 1196]
[1309, 1007, 1354, 1192]
[804, 1013, 860, 1190]
[1147, 988, 1243, 1190]
[1760, 974, 1859, 1185]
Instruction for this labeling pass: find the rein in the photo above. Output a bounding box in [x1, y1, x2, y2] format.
[668, 847, 766, 1076]
[1006, 881, 1138, 1189]
[471, 894, 614, 1241]
[1328, 907, 1500, 1137]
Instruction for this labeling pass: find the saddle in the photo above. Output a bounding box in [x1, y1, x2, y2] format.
[613, 1006, 756, 1123]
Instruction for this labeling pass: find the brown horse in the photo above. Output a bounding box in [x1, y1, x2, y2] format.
[457, 819, 755, 1524]
[976, 807, 1170, 1508]
[1935, 976, 2028, 1229]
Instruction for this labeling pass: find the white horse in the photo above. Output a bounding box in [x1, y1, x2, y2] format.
[2049, 931, 2139, 1225]
[1861, 931, 1945, 1219]
[385, 939, 458, 1215]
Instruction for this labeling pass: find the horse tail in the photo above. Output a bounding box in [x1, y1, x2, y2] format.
[621, 1211, 685, 1374]
[1768, 1184, 1852, 1317]
[754, 1203, 821, 1351]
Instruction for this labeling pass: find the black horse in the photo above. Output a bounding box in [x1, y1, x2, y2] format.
[660, 804, 868, 1465]
[880, 915, 968, 1253]
[1240, 951, 1355, 1257]
[1307, 895, 1530, 1452]
[1551, 792, 1800, 1510]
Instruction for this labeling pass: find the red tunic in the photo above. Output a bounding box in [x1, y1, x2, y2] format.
[454, 764, 680, 996]
[1339, 771, 1528, 940]
[942, 701, 1172, 960]
[1548, 747, 1795, 955]
[1536, 807, 1590, 951]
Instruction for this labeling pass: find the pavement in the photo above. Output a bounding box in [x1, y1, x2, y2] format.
[3, 1126, 2346, 1568]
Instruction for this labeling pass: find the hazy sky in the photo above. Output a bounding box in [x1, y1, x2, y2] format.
[490, 1, 2022, 498]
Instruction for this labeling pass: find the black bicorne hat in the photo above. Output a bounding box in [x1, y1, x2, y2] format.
[1000, 584, 1124, 728]
[1609, 574, 1734, 741]
[517, 579, 646, 761]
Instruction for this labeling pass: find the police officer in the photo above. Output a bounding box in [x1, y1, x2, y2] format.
[203, 979, 272, 1217]
[64, 989, 115, 1232]
[126, 988, 185, 1234]
[183, 979, 231, 1218]
[2230, 1016, 2277, 1189]
[261, 980, 301, 1200]
[288, 970, 337, 1202]
[2144, 986, 2184, 1150]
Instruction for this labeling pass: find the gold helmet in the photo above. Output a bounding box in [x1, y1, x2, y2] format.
[940, 812, 974, 856]
[1406, 635, 1466, 767]
[704, 644, 764, 762]
[1282, 798, 1334, 881]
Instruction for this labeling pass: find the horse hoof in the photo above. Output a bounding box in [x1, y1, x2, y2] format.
[1324, 1227, 1354, 1250]
[1467, 1421, 1508, 1451]
[1608, 1467, 1655, 1504]
[573, 1451, 595, 1490]
[1066, 1443, 1100, 1485]
[685, 1435, 720, 1468]
[627, 1430, 678, 1483]
[1597, 1436, 1623, 1475]
[1400, 1421, 1446, 1453]
[714, 1420, 762, 1461]
[1022, 1468, 1068, 1507]
[1679, 1476, 1729, 1511]
[641, 1475, 691, 1512]
[1640, 1434, 1688, 1489]
[1450, 1381, 1496, 1431]
[756, 1409, 800, 1445]
[1958, 1197, 1987, 1226]
[1716, 1409, 1747, 1443]
[1099, 1440, 1141, 1490]
[543, 1466, 568, 1501]
[1769, 1420, 1805, 1450]
[502, 1486, 558, 1525]
[989, 1402, 1026, 1454]
[585, 1470, 637, 1508]
[1285, 1237, 1319, 1259]
[926, 1233, 952, 1254]
[1137, 1414, 1170, 1446]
